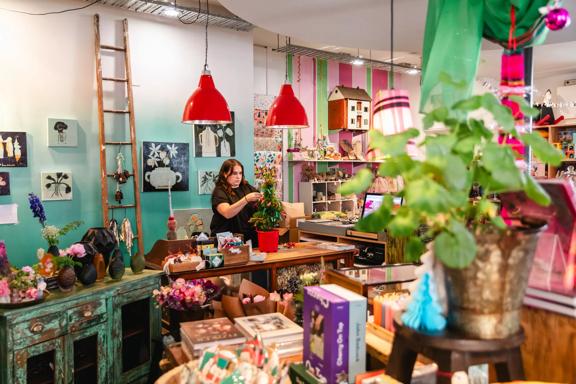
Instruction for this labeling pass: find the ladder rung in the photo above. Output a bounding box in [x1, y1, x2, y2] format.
[106, 173, 134, 177]
[104, 141, 133, 145]
[108, 204, 136, 209]
[103, 109, 130, 114]
[102, 77, 128, 82]
[100, 44, 126, 51]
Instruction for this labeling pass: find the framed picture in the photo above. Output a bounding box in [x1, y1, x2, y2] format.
[47, 118, 78, 147]
[142, 141, 189, 192]
[198, 170, 218, 195]
[194, 112, 235, 157]
[0, 132, 27, 167]
[41, 172, 72, 201]
[0, 172, 9, 196]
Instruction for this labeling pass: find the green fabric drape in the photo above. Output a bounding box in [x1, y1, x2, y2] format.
[420, 0, 549, 113]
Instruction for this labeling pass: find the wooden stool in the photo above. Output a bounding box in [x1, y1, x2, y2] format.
[386, 320, 525, 384]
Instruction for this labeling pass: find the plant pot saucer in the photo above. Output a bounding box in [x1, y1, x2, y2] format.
[0, 297, 45, 309]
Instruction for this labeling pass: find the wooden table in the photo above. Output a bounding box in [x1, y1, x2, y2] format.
[159, 243, 355, 291]
[386, 319, 525, 384]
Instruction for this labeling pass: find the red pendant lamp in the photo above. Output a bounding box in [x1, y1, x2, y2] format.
[182, 0, 231, 125]
[266, 44, 308, 129]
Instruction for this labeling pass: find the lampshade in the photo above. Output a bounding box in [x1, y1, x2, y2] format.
[182, 70, 231, 125]
[265, 84, 309, 129]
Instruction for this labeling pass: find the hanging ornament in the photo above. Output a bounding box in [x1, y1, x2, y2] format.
[120, 218, 134, 256]
[108, 219, 120, 244]
[113, 152, 130, 184]
[114, 183, 124, 204]
[544, 7, 571, 31]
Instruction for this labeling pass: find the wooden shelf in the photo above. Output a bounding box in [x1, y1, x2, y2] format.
[122, 327, 146, 339]
[288, 159, 383, 163]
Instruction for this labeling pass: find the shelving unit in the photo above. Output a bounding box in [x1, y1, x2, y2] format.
[299, 181, 357, 215]
[533, 119, 576, 178]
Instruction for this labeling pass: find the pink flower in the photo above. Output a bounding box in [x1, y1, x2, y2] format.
[26, 288, 38, 300]
[269, 292, 281, 302]
[242, 297, 251, 304]
[21, 266, 34, 275]
[253, 295, 266, 303]
[0, 279, 9, 297]
[283, 293, 294, 302]
[66, 243, 86, 258]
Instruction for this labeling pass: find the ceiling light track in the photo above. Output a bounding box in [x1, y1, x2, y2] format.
[274, 44, 420, 74]
[98, 0, 253, 31]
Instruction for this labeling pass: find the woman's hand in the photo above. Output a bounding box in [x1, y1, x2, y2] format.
[244, 192, 262, 203]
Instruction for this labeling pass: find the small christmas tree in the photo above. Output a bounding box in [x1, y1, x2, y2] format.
[401, 272, 446, 333]
[249, 169, 283, 232]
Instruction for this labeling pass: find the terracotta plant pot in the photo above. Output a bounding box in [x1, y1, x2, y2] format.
[57, 266, 76, 292]
[444, 225, 544, 339]
[257, 230, 279, 253]
[93, 253, 106, 281]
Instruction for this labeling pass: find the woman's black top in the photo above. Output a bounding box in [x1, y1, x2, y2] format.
[210, 183, 259, 244]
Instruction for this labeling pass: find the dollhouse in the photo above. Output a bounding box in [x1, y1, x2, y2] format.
[328, 86, 371, 130]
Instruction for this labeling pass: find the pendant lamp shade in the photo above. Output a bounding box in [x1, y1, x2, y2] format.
[265, 84, 309, 129]
[182, 70, 231, 125]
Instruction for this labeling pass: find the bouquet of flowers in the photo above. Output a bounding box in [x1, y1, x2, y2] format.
[152, 278, 219, 311]
[0, 266, 46, 304]
[28, 193, 82, 250]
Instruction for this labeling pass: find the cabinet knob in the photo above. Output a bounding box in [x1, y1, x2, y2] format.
[83, 310, 93, 318]
[30, 322, 44, 333]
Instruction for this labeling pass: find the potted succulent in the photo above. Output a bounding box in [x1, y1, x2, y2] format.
[249, 169, 284, 252]
[339, 85, 563, 339]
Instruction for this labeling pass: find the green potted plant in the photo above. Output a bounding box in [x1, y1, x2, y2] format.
[249, 169, 284, 252]
[339, 84, 564, 339]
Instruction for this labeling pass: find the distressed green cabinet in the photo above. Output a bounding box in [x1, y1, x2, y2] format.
[0, 270, 162, 384]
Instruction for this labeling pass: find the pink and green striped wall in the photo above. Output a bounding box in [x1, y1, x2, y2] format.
[286, 55, 408, 202]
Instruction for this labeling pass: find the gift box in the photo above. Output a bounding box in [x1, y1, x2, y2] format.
[221, 244, 250, 265]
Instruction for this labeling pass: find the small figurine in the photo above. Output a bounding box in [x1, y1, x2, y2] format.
[166, 215, 177, 240]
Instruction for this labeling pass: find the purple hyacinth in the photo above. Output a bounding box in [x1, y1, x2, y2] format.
[28, 193, 46, 227]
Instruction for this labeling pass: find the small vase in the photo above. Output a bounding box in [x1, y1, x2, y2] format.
[78, 263, 97, 286]
[93, 253, 106, 281]
[47, 244, 60, 257]
[57, 266, 76, 292]
[130, 252, 145, 274]
[108, 249, 125, 280]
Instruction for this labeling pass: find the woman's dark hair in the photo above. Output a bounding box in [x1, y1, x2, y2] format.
[215, 159, 247, 196]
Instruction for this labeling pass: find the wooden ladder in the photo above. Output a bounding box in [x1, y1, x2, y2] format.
[93, 14, 144, 258]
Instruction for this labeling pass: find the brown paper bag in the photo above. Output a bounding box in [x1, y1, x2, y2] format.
[220, 295, 246, 319]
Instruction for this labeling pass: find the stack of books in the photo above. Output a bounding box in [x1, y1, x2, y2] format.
[303, 284, 368, 384]
[179, 318, 246, 359]
[234, 312, 304, 356]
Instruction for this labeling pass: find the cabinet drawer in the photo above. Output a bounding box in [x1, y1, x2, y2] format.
[67, 299, 107, 332]
[12, 312, 66, 349]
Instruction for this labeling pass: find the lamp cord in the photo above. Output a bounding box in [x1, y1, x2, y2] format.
[390, 0, 394, 89]
[204, 0, 209, 71]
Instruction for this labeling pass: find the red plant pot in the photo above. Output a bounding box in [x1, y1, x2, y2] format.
[257, 230, 279, 253]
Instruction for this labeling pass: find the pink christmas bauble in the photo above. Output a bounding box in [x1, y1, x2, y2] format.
[545, 8, 571, 31]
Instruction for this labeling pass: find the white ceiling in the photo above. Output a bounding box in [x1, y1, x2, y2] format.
[218, 0, 576, 77]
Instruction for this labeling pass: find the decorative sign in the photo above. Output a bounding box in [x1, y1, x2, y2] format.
[194, 112, 235, 157]
[48, 118, 78, 147]
[41, 172, 73, 201]
[0, 172, 9, 196]
[0, 132, 27, 167]
[142, 142, 189, 192]
[198, 170, 219, 195]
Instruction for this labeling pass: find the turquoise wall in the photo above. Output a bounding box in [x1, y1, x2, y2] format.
[0, 2, 254, 266]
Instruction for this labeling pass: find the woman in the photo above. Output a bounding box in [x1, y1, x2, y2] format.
[210, 159, 262, 245]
